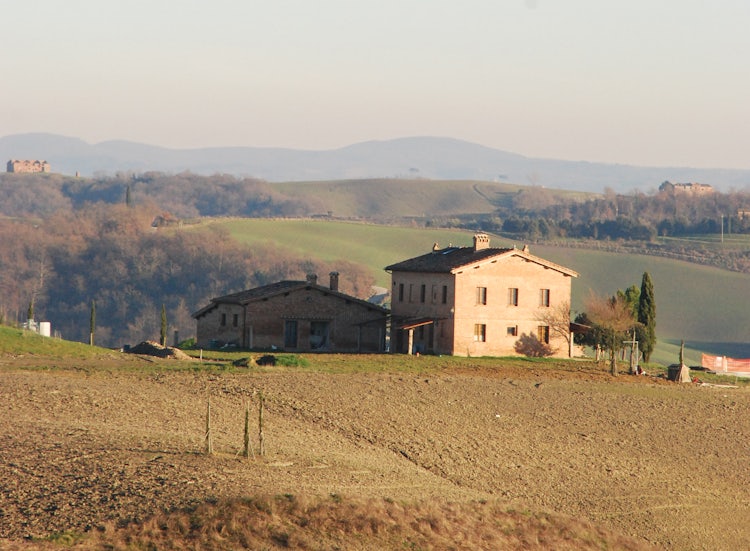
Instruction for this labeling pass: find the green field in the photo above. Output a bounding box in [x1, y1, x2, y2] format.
[271, 178, 589, 218]
[209, 218, 750, 366]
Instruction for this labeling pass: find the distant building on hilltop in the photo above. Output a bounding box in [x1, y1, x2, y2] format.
[659, 180, 714, 195]
[6, 159, 51, 173]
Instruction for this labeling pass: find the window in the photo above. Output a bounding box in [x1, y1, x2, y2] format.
[477, 286, 487, 305]
[442, 285, 448, 304]
[284, 320, 298, 348]
[220, 313, 227, 326]
[398, 283, 404, 302]
[474, 324, 486, 342]
[540, 289, 550, 307]
[507, 326, 518, 337]
[537, 325, 550, 344]
[420, 284, 426, 303]
[431, 284, 438, 303]
[232, 314, 239, 327]
[409, 284, 415, 303]
[508, 288, 519, 306]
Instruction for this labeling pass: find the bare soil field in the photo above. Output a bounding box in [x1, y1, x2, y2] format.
[1, 354, 749, 549]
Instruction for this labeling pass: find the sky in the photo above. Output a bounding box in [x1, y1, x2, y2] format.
[3, 0, 750, 169]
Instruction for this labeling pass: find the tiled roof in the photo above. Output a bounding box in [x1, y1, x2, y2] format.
[385, 246, 578, 277]
[216, 280, 305, 304]
[385, 246, 514, 273]
[192, 280, 389, 319]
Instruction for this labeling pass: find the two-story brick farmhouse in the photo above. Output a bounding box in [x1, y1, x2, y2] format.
[192, 272, 388, 352]
[385, 234, 578, 357]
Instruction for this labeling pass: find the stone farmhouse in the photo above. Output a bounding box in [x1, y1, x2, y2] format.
[658, 180, 713, 195]
[192, 272, 388, 352]
[6, 159, 51, 173]
[385, 234, 578, 357]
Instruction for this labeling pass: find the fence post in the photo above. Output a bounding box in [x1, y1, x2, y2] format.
[243, 402, 254, 459]
[258, 392, 265, 457]
[205, 398, 213, 455]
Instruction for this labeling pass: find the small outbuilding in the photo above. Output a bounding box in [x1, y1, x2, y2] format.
[667, 363, 692, 383]
[193, 272, 388, 353]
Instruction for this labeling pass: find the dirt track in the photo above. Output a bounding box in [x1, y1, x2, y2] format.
[1, 357, 749, 550]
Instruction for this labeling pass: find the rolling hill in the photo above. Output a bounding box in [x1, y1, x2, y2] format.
[3, 133, 750, 193]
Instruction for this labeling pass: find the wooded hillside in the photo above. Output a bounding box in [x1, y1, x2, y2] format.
[0, 205, 374, 347]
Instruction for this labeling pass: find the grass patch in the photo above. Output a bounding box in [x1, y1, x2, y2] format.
[0, 325, 109, 359]
[69, 495, 655, 551]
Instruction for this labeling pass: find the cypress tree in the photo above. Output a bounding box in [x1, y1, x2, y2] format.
[638, 272, 656, 362]
[160, 304, 167, 347]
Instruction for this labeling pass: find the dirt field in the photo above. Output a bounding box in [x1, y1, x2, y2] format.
[1, 356, 749, 550]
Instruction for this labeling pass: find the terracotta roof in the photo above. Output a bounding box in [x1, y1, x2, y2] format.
[385, 247, 511, 273]
[192, 280, 388, 319]
[385, 246, 578, 277]
[216, 280, 305, 304]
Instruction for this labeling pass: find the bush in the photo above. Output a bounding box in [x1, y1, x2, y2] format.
[514, 333, 554, 357]
[177, 337, 196, 349]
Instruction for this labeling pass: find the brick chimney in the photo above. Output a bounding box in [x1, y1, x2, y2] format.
[329, 271, 339, 291]
[473, 233, 490, 251]
[306, 273, 318, 285]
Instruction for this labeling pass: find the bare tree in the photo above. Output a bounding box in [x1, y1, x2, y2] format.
[584, 292, 635, 375]
[536, 300, 573, 357]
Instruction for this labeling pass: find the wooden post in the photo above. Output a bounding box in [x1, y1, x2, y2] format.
[258, 392, 265, 457]
[243, 402, 253, 459]
[205, 399, 213, 455]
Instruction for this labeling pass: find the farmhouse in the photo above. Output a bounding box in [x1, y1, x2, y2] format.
[192, 272, 388, 352]
[385, 234, 578, 357]
[658, 180, 714, 195]
[6, 159, 51, 173]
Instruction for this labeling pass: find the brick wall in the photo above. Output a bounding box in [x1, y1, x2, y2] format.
[390, 253, 574, 357]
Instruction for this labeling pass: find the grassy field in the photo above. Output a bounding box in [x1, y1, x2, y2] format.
[206, 218, 750, 366]
[270, 178, 590, 219]
[657, 233, 750, 250]
[218, 218, 476, 284]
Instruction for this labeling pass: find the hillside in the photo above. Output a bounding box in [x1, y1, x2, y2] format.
[3, 133, 750, 192]
[211, 219, 750, 365]
[1, 339, 749, 550]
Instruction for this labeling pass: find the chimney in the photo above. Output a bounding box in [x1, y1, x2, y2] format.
[473, 233, 490, 251]
[306, 273, 318, 285]
[329, 271, 339, 291]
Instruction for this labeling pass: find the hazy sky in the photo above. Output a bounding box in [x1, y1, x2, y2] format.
[3, 1, 749, 169]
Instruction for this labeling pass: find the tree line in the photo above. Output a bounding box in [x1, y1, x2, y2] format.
[444, 185, 750, 241]
[4, 173, 750, 242]
[0, 203, 374, 348]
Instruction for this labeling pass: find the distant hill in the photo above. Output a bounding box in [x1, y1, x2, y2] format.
[2, 133, 750, 193]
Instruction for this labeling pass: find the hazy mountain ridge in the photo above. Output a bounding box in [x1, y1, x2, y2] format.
[2, 133, 749, 193]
